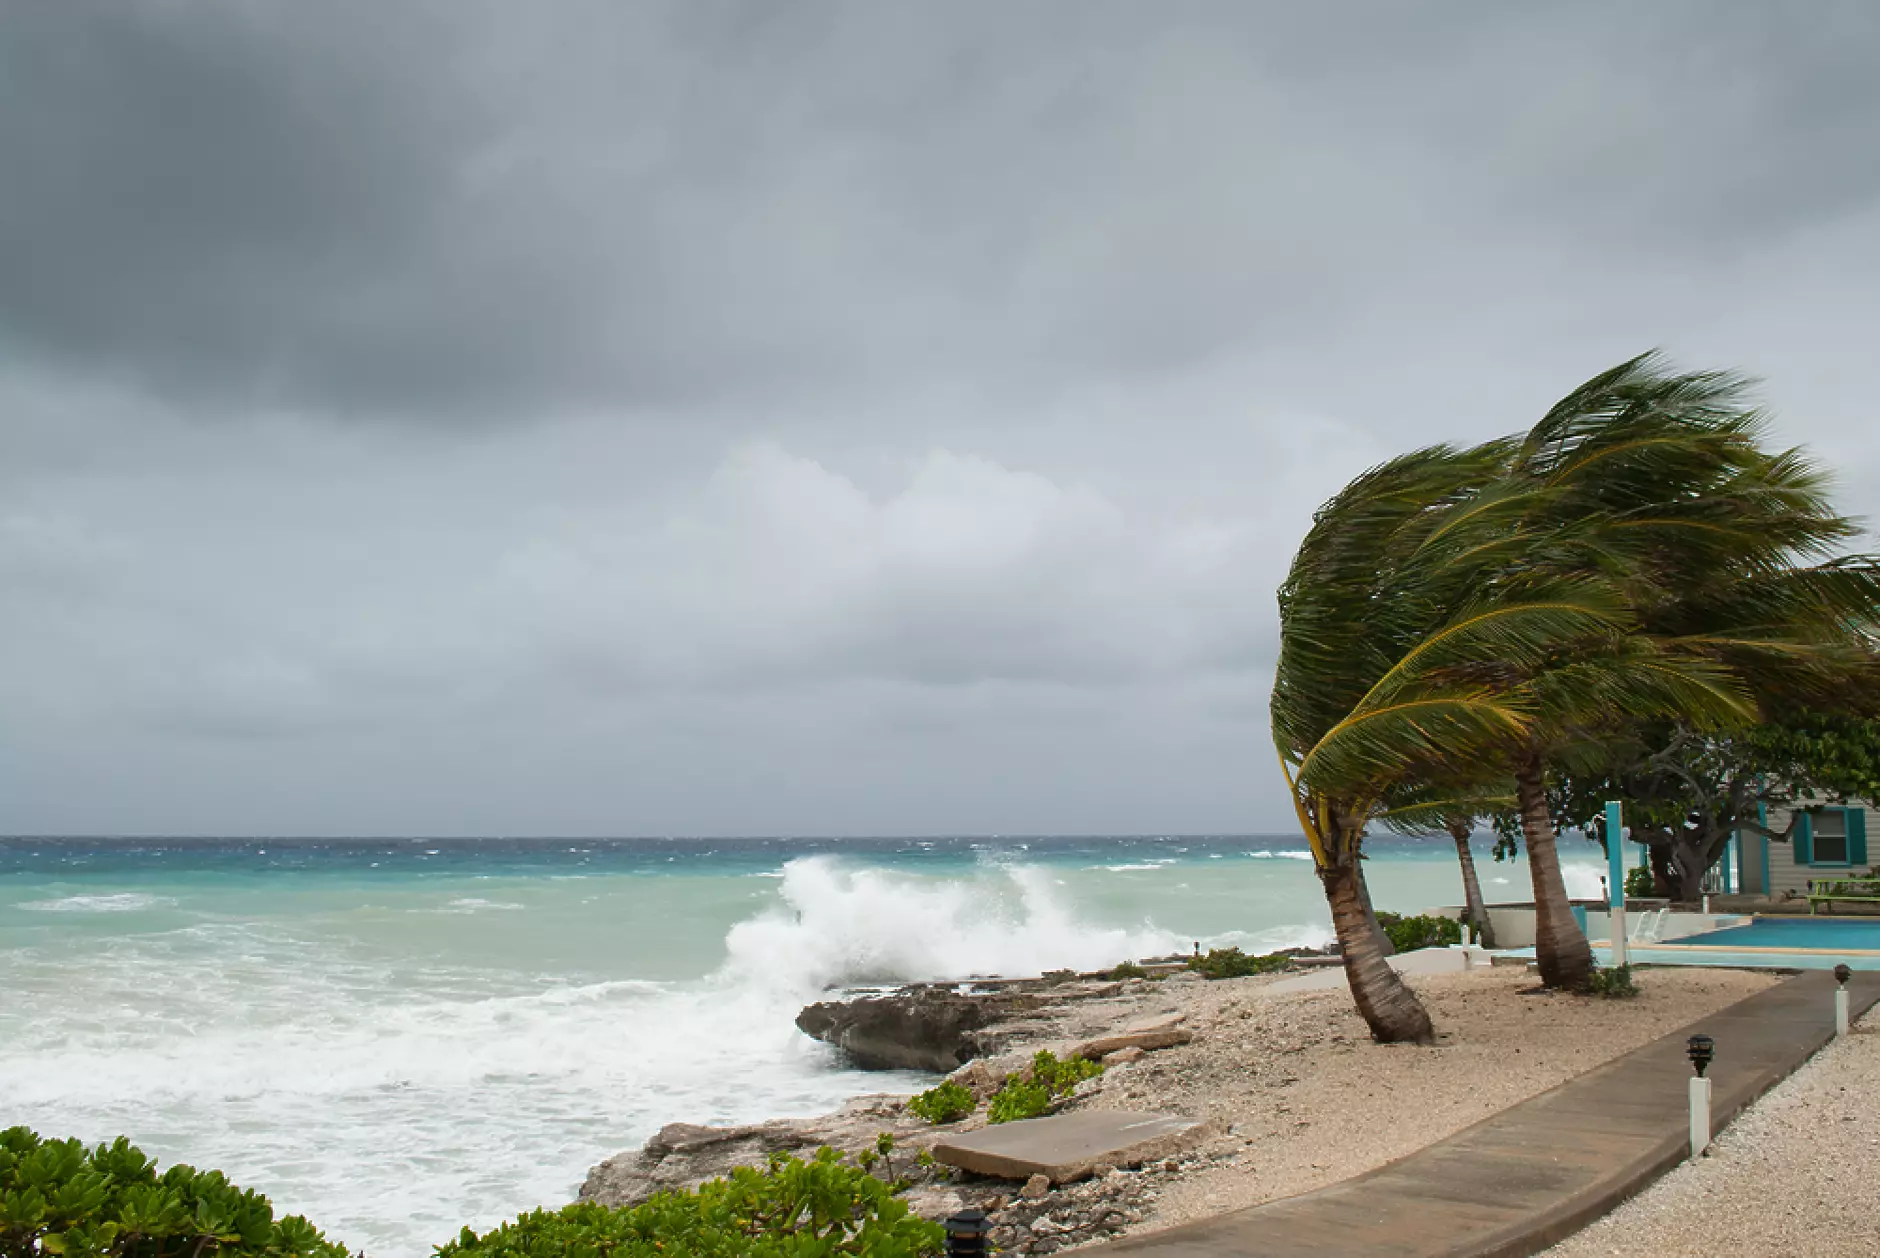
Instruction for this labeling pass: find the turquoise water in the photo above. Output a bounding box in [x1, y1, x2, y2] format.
[0, 835, 1605, 1256]
[1675, 917, 1880, 952]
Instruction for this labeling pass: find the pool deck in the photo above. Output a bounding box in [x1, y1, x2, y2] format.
[1589, 914, 1880, 971]
[1092, 969, 1880, 1257]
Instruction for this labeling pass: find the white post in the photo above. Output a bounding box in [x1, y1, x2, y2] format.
[1837, 987, 1851, 1037]
[1703, 893, 1711, 915]
[1688, 1075, 1711, 1158]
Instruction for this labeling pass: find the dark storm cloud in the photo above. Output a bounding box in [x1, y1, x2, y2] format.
[5, 1, 1879, 420]
[3, 2, 1878, 835]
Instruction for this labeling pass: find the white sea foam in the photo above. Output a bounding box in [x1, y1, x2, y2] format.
[16, 893, 172, 913]
[1244, 849, 1315, 861]
[722, 857, 1187, 993]
[1089, 861, 1175, 872]
[436, 897, 525, 913]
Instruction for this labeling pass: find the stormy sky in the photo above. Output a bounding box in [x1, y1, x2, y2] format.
[3, 2, 1877, 837]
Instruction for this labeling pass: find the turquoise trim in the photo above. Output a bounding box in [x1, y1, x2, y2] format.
[1759, 801, 1771, 893]
[1604, 801, 1624, 908]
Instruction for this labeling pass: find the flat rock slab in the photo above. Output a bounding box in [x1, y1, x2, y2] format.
[932, 1111, 1205, 1184]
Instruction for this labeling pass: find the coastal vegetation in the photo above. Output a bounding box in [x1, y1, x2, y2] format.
[986, 1051, 1104, 1124]
[1273, 353, 1880, 1040]
[1374, 913, 1462, 954]
[441, 1146, 942, 1257]
[0, 1128, 347, 1258]
[1185, 946, 1293, 979]
[905, 1082, 976, 1125]
[1, 1130, 946, 1258]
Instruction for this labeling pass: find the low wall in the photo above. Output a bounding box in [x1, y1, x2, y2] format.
[1425, 904, 1732, 949]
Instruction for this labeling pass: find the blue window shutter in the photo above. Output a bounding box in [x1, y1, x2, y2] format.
[1796, 811, 1813, 865]
[1850, 807, 1869, 869]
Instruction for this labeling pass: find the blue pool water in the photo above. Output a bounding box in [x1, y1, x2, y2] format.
[1675, 916, 1880, 952]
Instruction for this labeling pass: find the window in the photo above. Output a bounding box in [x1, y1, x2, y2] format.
[1812, 809, 1850, 865]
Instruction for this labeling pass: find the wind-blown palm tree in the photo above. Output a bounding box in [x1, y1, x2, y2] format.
[1273, 442, 1634, 1040]
[1447, 356, 1877, 986]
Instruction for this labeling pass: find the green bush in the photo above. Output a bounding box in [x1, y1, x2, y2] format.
[987, 1050, 1104, 1124]
[905, 1082, 975, 1125]
[0, 1127, 348, 1258]
[1582, 964, 1640, 999]
[1624, 866, 1657, 898]
[1108, 961, 1151, 980]
[439, 1146, 943, 1258]
[1185, 947, 1292, 979]
[1375, 913, 1463, 953]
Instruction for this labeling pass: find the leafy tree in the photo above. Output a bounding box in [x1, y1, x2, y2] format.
[1555, 713, 1880, 900]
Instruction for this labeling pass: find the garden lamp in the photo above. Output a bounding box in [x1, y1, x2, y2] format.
[1686, 1034, 1714, 1078]
[944, 1209, 991, 1257]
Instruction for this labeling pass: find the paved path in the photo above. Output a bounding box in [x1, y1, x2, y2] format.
[1095, 970, 1880, 1258]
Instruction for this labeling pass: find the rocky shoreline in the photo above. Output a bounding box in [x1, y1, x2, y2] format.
[581, 961, 1229, 1252]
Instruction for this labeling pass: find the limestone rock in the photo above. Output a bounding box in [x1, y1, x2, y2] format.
[1021, 1173, 1052, 1199]
[1071, 1014, 1194, 1060]
[580, 1098, 934, 1209]
[796, 987, 1042, 1072]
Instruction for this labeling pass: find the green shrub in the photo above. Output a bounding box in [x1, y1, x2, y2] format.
[1624, 866, 1657, 898]
[1108, 961, 1151, 980]
[0, 1127, 348, 1258]
[905, 1082, 975, 1125]
[1582, 964, 1640, 999]
[1375, 913, 1463, 953]
[1186, 947, 1292, 979]
[987, 1051, 1104, 1124]
[438, 1146, 943, 1258]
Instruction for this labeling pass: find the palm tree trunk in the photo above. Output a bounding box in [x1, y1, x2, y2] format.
[1514, 749, 1594, 990]
[1446, 817, 1497, 949]
[1321, 856, 1434, 1044]
[1355, 857, 1396, 956]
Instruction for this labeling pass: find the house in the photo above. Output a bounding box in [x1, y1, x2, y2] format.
[1731, 799, 1872, 898]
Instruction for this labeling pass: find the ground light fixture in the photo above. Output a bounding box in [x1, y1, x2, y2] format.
[1835, 963, 1852, 986]
[1686, 1033, 1714, 1078]
[944, 1209, 992, 1257]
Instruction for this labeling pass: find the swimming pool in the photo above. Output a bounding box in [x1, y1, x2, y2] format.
[1667, 916, 1880, 954]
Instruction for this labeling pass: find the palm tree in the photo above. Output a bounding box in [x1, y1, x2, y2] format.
[1273, 442, 1629, 1040]
[1462, 356, 1875, 985]
[1444, 816, 1497, 948]
[1277, 353, 1877, 1014]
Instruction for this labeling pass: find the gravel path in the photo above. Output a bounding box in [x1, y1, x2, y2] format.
[1546, 1007, 1880, 1258]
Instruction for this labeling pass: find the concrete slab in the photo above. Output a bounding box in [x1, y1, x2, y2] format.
[932, 1110, 1205, 1184]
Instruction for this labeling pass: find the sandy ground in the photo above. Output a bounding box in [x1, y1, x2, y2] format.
[1545, 1007, 1880, 1258]
[1076, 964, 1778, 1237]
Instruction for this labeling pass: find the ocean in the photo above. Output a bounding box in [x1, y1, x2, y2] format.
[0, 834, 1606, 1256]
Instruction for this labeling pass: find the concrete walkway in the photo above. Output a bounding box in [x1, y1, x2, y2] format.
[1095, 970, 1880, 1257]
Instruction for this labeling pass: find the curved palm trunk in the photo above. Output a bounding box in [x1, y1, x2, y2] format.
[1445, 817, 1496, 949]
[1514, 749, 1594, 990]
[1321, 855, 1434, 1044]
[1355, 857, 1396, 956]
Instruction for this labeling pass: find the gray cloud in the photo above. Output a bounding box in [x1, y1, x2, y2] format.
[2, 2, 1878, 834]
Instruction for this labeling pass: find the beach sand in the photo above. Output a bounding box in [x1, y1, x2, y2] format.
[1063, 964, 1778, 1244]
